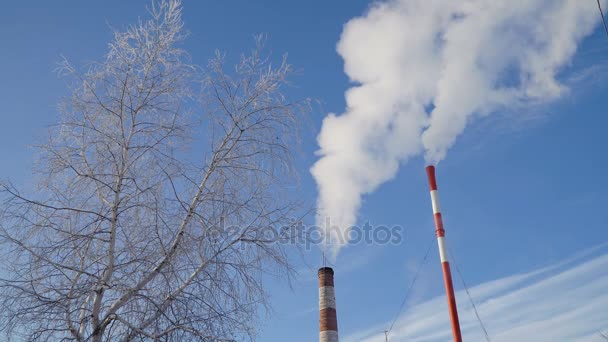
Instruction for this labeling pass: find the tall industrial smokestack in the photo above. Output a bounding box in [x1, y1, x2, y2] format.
[318, 267, 338, 342]
[425, 165, 462, 342]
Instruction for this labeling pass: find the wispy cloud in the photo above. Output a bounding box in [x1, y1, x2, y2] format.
[344, 244, 608, 342]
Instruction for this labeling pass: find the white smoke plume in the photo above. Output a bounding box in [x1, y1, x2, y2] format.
[311, 0, 604, 258]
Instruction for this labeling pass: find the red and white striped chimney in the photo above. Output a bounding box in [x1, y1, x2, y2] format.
[426, 165, 462, 342]
[318, 267, 338, 342]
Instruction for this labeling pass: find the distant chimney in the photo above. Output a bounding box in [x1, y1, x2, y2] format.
[318, 267, 338, 342]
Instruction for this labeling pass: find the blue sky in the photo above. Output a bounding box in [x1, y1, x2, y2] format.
[1, 1, 608, 341]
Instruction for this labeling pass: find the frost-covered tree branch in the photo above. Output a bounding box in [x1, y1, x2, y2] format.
[0, 1, 307, 341]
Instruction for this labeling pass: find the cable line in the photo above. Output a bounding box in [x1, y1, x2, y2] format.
[598, 0, 608, 39]
[449, 247, 491, 342]
[385, 235, 435, 340]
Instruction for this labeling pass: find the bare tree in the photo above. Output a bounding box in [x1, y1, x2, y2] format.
[0, 1, 307, 341]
